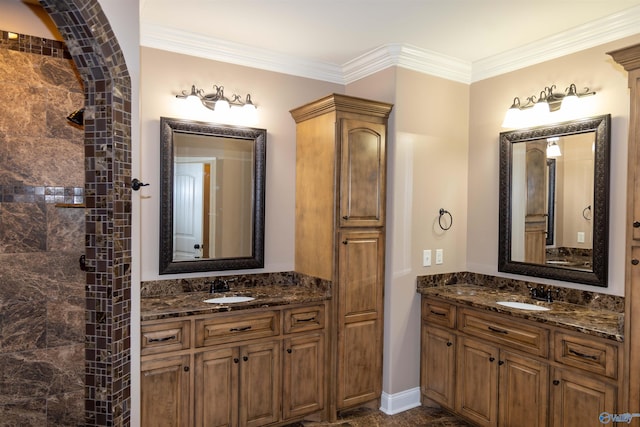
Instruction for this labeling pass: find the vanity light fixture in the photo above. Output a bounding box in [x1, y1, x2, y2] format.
[501, 84, 596, 128]
[546, 137, 562, 157]
[176, 84, 257, 124]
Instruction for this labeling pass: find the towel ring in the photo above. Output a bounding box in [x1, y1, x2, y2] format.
[582, 205, 592, 221]
[438, 208, 453, 231]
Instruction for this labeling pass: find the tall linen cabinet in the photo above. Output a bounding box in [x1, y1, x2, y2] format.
[290, 94, 393, 416]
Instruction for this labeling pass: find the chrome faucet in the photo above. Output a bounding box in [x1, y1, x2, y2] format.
[527, 285, 558, 303]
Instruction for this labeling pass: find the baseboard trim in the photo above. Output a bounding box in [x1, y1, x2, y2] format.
[379, 387, 422, 415]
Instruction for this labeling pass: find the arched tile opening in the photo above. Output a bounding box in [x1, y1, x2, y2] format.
[39, 1, 132, 425]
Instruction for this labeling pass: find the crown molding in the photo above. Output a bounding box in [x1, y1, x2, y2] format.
[471, 5, 640, 82]
[342, 44, 472, 84]
[141, 5, 640, 86]
[140, 22, 345, 84]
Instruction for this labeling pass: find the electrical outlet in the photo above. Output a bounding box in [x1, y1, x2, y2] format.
[577, 232, 585, 243]
[436, 249, 444, 265]
[423, 249, 432, 267]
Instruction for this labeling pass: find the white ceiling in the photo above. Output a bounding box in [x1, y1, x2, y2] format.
[140, 0, 640, 84]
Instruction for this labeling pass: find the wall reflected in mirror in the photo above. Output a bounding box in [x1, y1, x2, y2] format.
[160, 117, 266, 274]
[499, 115, 610, 287]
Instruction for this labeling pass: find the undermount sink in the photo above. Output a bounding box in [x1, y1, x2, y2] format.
[203, 296, 255, 304]
[496, 301, 550, 311]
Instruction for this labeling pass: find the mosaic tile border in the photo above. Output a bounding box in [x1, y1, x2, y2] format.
[0, 29, 70, 59]
[38, 1, 133, 426]
[0, 184, 83, 204]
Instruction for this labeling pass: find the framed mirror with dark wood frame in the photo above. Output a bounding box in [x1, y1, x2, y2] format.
[498, 114, 611, 287]
[159, 117, 266, 274]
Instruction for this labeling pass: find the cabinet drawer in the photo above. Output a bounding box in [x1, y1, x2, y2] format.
[554, 332, 619, 379]
[141, 320, 190, 356]
[422, 298, 456, 328]
[458, 308, 548, 357]
[284, 304, 326, 334]
[196, 311, 280, 347]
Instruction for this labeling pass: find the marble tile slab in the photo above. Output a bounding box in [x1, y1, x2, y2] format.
[0, 202, 47, 253]
[0, 344, 83, 405]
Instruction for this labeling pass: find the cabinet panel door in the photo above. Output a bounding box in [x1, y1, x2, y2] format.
[240, 341, 281, 427]
[141, 354, 190, 427]
[337, 230, 384, 409]
[339, 230, 384, 323]
[550, 367, 617, 427]
[422, 325, 456, 409]
[456, 337, 498, 427]
[338, 319, 381, 408]
[283, 333, 325, 419]
[499, 350, 548, 427]
[339, 119, 386, 227]
[195, 347, 239, 427]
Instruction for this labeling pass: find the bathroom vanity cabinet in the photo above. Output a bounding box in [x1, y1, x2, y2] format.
[421, 296, 622, 427]
[140, 302, 327, 427]
[290, 94, 392, 415]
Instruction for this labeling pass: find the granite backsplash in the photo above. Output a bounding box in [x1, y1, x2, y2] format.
[417, 271, 624, 313]
[141, 271, 331, 298]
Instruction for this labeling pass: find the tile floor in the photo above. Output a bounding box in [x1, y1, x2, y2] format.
[285, 405, 473, 426]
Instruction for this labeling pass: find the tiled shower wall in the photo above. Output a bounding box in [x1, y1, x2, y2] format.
[0, 31, 86, 425]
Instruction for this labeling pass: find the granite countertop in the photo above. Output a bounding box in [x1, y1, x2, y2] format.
[417, 284, 623, 342]
[141, 285, 331, 322]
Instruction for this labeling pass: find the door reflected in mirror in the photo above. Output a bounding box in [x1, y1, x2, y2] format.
[160, 117, 266, 274]
[499, 115, 610, 287]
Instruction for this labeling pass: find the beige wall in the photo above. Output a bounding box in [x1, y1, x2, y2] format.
[468, 34, 640, 297]
[140, 47, 342, 280]
[348, 68, 470, 394]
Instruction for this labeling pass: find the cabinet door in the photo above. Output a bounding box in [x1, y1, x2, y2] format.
[422, 325, 456, 408]
[283, 333, 325, 420]
[337, 230, 384, 409]
[499, 349, 548, 427]
[550, 367, 617, 427]
[195, 347, 239, 427]
[239, 341, 281, 427]
[456, 337, 498, 427]
[339, 119, 386, 227]
[141, 354, 191, 427]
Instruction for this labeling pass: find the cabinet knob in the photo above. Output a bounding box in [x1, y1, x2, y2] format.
[233, 358, 239, 364]
[489, 357, 495, 362]
[183, 366, 190, 372]
[287, 348, 292, 354]
[446, 342, 452, 347]
[553, 380, 560, 386]
[633, 259, 639, 266]
[342, 240, 348, 245]
[634, 221, 640, 228]
[343, 215, 349, 220]
[498, 360, 504, 366]
[243, 356, 249, 362]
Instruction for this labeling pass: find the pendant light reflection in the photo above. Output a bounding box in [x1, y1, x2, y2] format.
[546, 137, 562, 157]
